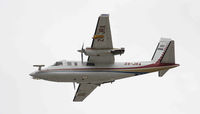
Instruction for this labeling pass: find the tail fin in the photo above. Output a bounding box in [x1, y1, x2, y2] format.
[151, 38, 175, 77]
[152, 38, 175, 64]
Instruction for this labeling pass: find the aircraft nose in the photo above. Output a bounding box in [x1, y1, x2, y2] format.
[29, 72, 36, 76]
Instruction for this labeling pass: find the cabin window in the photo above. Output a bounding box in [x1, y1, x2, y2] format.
[87, 62, 95, 66]
[74, 62, 78, 66]
[67, 62, 72, 66]
[53, 62, 63, 66]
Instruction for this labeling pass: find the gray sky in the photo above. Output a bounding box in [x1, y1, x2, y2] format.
[0, 0, 200, 114]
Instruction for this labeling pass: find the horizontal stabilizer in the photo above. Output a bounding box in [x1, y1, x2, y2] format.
[159, 69, 169, 77]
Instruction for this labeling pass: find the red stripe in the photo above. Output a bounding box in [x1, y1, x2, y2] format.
[42, 63, 178, 72]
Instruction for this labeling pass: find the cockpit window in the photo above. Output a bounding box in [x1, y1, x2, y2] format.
[53, 62, 63, 66]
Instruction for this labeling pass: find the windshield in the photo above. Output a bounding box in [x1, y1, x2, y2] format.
[52, 61, 63, 66]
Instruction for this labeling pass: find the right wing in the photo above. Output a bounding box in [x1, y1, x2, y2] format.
[87, 14, 114, 64]
[73, 83, 98, 102]
[91, 14, 113, 49]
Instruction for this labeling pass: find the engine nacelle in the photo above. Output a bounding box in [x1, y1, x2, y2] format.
[111, 48, 125, 55]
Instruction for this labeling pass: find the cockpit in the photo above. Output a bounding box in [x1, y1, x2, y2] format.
[52, 61, 63, 66]
[52, 60, 79, 66]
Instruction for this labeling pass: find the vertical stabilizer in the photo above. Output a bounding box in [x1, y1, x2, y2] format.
[151, 38, 175, 64]
[160, 40, 175, 64]
[151, 38, 176, 77]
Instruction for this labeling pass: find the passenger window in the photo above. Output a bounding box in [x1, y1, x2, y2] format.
[87, 62, 95, 66]
[74, 62, 78, 66]
[67, 62, 72, 66]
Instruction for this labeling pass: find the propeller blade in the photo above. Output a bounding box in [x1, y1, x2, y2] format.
[82, 43, 85, 49]
[81, 43, 84, 63]
[81, 52, 83, 63]
[73, 82, 76, 90]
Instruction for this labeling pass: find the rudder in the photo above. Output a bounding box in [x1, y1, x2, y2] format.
[151, 38, 175, 64]
[160, 40, 175, 64]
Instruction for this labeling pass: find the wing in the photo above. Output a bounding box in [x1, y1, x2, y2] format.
[91, 14, 113, 49]
[73, 83, 98, 102]
[88, 14, 114, 64]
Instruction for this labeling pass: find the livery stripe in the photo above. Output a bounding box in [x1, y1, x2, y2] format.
[41, 64, 178, 74]
[41, 70, 148, 75]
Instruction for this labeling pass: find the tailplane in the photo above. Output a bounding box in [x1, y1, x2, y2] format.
[158, 69, 169, 77]
[151, 38, 176, 77]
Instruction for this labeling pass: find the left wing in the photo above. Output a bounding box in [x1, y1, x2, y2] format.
[73, 83, 98, 102]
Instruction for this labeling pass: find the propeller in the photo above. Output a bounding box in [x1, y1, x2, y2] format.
[77, 43, 85, 63]
[73, 82, 76, 90]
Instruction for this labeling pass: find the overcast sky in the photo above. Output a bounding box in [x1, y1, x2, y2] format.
[0, 0, 200, 114]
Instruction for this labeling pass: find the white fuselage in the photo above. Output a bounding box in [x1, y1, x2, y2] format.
[30, 60, 177, 84]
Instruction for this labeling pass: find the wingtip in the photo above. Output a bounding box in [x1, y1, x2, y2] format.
[100, 14, 109, 17]
[160, 38, 172, 41]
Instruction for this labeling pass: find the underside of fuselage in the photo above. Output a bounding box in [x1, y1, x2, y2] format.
[34, 70, 137, 83]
